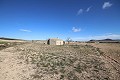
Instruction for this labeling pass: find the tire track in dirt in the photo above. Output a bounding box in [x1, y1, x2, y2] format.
[87, 43, 120, 79]
[102, 53, 120, 74]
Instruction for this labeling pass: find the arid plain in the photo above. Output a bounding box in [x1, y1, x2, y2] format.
[0, 40, 120, 80]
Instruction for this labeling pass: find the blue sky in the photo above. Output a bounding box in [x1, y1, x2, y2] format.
[0, 0, 120, 41]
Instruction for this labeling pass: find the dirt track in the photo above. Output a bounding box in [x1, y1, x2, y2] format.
[0, 45, 34, 80]
[0, 42, 120, 80]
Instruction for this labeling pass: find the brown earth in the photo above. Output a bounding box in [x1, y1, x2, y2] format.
[0, 42, 120, 80]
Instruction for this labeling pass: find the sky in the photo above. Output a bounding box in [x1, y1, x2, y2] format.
[0, 0, 120, 41]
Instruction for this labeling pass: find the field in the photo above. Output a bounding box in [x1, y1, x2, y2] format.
[0, 41, 120, 80]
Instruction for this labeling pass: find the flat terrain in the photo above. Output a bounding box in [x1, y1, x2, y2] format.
[0, 41, 120, 80]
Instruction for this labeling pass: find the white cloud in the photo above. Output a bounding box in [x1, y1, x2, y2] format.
[77, 9, 83, 15]
[86, 6, 92, 12]
[19, 29, 31, 32]
[77, 7, 92, 15]
[72, 27, 81, 32]
[102, 2, 112, 9]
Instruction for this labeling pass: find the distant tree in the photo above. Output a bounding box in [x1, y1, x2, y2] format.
[66, 37, 72, 44]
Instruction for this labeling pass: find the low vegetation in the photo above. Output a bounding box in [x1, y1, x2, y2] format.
[0, 41, 25, 50]
[0, 42, 120, 80]
[15, 43, 119, 80]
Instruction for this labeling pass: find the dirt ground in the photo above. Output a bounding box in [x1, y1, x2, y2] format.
[0, 42, 120, 80]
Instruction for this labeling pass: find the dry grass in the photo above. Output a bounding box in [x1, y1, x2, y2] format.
[16, 43, 118, 80]
[86, 43, 120, 63]
[0, 42, 120, 80]
[0, 41, 25, 50]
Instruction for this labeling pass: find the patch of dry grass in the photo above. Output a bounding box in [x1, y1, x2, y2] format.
[16, 43, 116, 80]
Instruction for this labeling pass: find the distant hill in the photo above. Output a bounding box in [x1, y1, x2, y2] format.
[0, 37, 21, 40]
[88, 38, 120, 43]
[103, 39, 113, 41]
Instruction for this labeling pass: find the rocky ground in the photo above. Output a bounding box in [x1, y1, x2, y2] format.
[0, 42, 120, 80]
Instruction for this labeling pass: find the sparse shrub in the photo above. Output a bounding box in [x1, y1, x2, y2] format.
[60, 75, 64, 79]
[67, 71, 79, 80]
[16, 43, 115, 80]
[74, 62, 87, 73]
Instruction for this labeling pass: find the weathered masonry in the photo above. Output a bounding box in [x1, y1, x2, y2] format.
[47, 38, 64, 45]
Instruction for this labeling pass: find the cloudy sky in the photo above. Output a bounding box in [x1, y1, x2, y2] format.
[0, 0, 120, 41]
